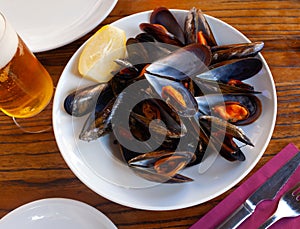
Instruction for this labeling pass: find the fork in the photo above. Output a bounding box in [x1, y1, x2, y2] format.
[259, 182, 300, 229]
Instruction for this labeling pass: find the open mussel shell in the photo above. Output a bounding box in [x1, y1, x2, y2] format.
[199, 115, 254, 147]
[219, 135, 246, 161]
[146, 43, 212, 81]
[150, 7, 185, 44]
[196, 94, 262, 125]
[145, 73, 198, 117]
[197, 57, 263, 83]
[127, 150, 195, 183]
[211, 41, 264, 64]
[199, 116, 248, 161]
[128, 150, 195, 170]
[140, 23, 184, 47]
[131, 98, 187, 138]
[184, 7, 217, 46]
[130, 167, 194, 183]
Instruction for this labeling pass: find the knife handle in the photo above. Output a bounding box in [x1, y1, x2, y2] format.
[216, 201, 254, 229]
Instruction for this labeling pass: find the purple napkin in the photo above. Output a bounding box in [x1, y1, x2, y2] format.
[190, 143, 300, 229]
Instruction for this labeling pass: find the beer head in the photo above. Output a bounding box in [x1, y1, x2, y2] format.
[0, 13, 18, 69]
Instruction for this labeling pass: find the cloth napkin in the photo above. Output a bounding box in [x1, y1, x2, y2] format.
[190, 143, 300, 229]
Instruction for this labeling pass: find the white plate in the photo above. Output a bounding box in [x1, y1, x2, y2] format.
[53, 10, 277, 210]
[0, 0, 118, 52]
[0, 198, 117, 229]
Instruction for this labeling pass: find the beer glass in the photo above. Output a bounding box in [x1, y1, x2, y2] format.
[0, 12, 53, 133]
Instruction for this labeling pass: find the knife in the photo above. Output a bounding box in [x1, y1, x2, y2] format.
[217, 151, 300, 229]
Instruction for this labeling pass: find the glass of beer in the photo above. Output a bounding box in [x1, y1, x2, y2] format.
[0, 12, 54, 133]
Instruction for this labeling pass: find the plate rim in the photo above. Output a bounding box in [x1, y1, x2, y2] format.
[0, 198, 117, 228]
[0, 0, 118, 52]
[52, 9, 277, 210]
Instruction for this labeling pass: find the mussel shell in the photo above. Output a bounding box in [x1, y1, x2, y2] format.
[119, 145, 194, 183]
[127, 167, 193, 184]
[197, 57, 263, 83]
[130, 166, 194, 183]
[128, 150, 195, 169]
[129, 37, 175, 64]
[135, 33, 156, 42]
[64, 83, 107, 117]
[184, 7, 217, 46]
[199, 115, 254, 147]
[199, 117, 246, 161]
[131, 98, 187, 138]
[130, 150, 195, 183]
[140, 23, 184, 47]
[211, 41, 264, 52]
[145, 73, 198, 117]
[126, 38, 150, 64]
[150, 7, 185, 44]
[110, 68, 144, 95]
[146, 43, 212, 81]
[79, 98, 116, 141]
[219, 136, 246, 161]
[196, 94, 262, 125]
[211, 41, 264, 64]
[80, 89, 141, 142]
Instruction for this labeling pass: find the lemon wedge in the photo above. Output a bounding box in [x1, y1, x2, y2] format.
[78, 25, 127, 82]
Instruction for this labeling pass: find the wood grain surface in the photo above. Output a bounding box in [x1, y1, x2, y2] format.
[0, 0, 299, 228]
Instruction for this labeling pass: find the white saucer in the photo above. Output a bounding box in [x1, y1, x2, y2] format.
[0, 198, 117, 229]
[0, 0, 118, 52]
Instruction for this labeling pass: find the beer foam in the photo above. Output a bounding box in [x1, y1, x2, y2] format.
[0, 14, 18, 69]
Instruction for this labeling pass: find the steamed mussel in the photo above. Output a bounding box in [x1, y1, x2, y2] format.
[63, 6, 266, 183]
[184, 7, 217, 46]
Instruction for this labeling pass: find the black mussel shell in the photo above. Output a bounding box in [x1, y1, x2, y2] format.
[199, 117, 247, 161]
[146, 43, 212, 81]
[150, 7, 185, 44]
[119, 145, 194, 183]
[130, 36, 175, 63]
[135, 33, 156, 42]
[196, 94, 262, 125]
[140, 23, 184, 47]
[64, 83, 107, 117]
[145, 73, 198, 117]
[184, 7, 217, 46]
[197, 57, 263, 83]
[211, 41, 264, 64]
[126, 38, 150, 64]
[131, 98, 186, 138]
[79, 98, 115, 141]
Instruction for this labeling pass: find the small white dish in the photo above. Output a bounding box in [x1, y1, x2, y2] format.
[0, 198, 117, 229]
[53, 10, 277, 210]
[0, 0, 118, 52]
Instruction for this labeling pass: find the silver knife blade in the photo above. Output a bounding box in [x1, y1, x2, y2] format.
[217, 151, 300, 229]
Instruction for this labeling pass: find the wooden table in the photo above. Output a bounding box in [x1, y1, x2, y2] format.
[1, 0, 299, 228]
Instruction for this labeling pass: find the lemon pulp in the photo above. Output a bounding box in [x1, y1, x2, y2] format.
[78, 25, 127, 82]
